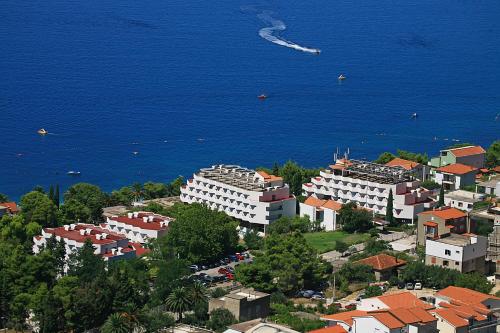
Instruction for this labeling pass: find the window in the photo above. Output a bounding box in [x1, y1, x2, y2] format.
[455, 262, 459, 265]
[445, 249, 451, 255]
[443, 260, 449, 266]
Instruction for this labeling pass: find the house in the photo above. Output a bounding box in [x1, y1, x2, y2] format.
[385, 157, 430, 181]
[477, 177, 500, 196]
[180, 165, 296, 232]
[417, 207, 468, 246]
[32, 223, 143, 267]
[0, 202, 19, 217]
[357, 291, 434, 311]
[430, 145, 486, 169]
[299, 197, 342, 231]
[226, 319, 300, 333]
[435, 286, 500, 309]
[433, 163, 478, 191]
[425, 233, 487, 273]
[302, 157, 434, 224]
[443, 190, 486, 212]
[355, 253, 406, 281]
[208, 288, 270, 322]
[103, 211, 173, 243]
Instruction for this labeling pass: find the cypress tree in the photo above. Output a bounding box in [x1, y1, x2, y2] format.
[386, 188, 395, 225]
[54, 185, 60, 207]
[272, 162, 280, 176]
[438, 185, 445, 207]
[48, 185, 54, 203]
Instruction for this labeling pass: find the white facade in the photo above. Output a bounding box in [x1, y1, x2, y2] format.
[104, 211, 172, 243]
[299, 197, 341, 231]
[443, 190, 485, 212]
[303, 159, 434, 223]
[33, 223, 137, 265]
[180, 165, 296, 229]
[352, 316, 398, 333]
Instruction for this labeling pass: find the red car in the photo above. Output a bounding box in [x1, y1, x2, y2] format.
[218, 268, 228, 275]
[225, 272, 234, 280]
[235, 253, 244, 261]
[345, 303, 356, 310]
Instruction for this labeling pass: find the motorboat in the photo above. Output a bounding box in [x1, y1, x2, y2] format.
[411, 112, 418, 119]
[258, 94, 267, 100]
[37, 128, 48, 135]
[67, 171, 81, 176]
[314, 49, 321, 55]
[338, 74, 346, 81]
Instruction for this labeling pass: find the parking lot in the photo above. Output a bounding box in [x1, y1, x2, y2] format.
[189, 253, 252, 287]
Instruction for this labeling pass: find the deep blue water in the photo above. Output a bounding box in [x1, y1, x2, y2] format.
[1, 0, 499, 200]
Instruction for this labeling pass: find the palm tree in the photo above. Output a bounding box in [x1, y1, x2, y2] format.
[165, 287, 192, 322]
[101, 313, 131, 333]
[191, 281, 209, 305]
[132, 182, 144, 203]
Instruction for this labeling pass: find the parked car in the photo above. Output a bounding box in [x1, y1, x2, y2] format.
[356, 294, 365, 301]
[406, 282, 414, 290]
[302, 290, 315, 298]
[201, 265, 208, 271]
[235, 253, 245, 261]
[225, 272, 234, 280]
[414, 282, 422, 290]
[224, 257, 231, 264]
[218, 267, 228, 275]
[219, 259, 226, 266]
[213, 275, 227, 282]
[229, 255, 238, 262]
[345, 303, 356, 310]
[244, 252, 251, 259]
[189, 265, 199, 272]
[203, 275, 215, 283]
[332, 302, 342, 308]
[311, 294, 326, 301]
[397, 281, 405, 289]
[225, 266, 234, 273]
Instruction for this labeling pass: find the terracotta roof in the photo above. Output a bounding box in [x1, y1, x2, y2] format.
[370, 312, 404, 329]
[376, 292, 434, 310]
[448, 145, 486, 157]
[303, 197, 342, 211]
[0, 202, 19, 213]
[385, 158, 421, 170]
[308, 326, 347, 333]
[355, 253, 406, 271]
[130, 242, 151, 256]
[436, 163, 477, 175]
[423, 221, 438, 227]
[494, 166, 500, 173]
[257, 171, 283, 182]
[372, 308, 419, 324]
[44, 224, 127, 245]
[419, 207, 466, 220]
[321, 310, 367, 326]
[406, 307, 437, 323]
[433, 308, 469, 328]
[436, 286, 499, 305]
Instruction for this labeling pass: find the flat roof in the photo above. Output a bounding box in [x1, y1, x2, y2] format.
[433, 233, 475, 246]
[445, 190, 485, 203]
[328, 159, 413, 184]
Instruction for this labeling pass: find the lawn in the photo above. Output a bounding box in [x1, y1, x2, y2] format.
[304, 231, 370, 253]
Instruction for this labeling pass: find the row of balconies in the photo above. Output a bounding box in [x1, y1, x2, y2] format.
[192, 178, 251, 200]
[182, 188, 257, 211]
[182, 194, 258, 221]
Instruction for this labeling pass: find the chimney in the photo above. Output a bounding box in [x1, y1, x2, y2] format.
[143, 216, 148, 223]
[70, 224, 76, 230]
[111, 248, 117, 255]
[79, 229, 85, 236]
[127, 212, 133, 219]
[101, 233, 108, 239]
[63, 225, 70, 231]
[96, 234, 102, 240]
[85, 228, 92, 235]
[117, 247, 123, 254]
[133, 212, 139, 218]
[148, 215, 154, 222]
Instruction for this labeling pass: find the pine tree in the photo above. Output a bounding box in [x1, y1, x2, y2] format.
[438, 185, 445, 207]
[54, 185, 60, 207]
[48, 185, 54, 204]
[272, 162, 280, 176]
[386, 188, 395, 225]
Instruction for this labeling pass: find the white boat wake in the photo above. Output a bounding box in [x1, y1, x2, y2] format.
[257, 11, 320, 54]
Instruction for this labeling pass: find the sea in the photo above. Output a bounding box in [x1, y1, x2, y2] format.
[1, 0, 499, 200]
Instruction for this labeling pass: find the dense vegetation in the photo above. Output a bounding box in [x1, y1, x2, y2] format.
[374, 149, 429, 164]
[257, 161, 320, 196]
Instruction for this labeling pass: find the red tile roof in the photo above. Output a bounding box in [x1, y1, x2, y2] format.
[109, 212, 172, 231]
[436, 163, 477, 175]
[419, 207, 466, 220]
[437, 286, 499, 305]
[355, 253, 406, 271]
[0, 202, 19, 213]
[303, 197, 342, 211]
[433, 308, 469, 328]
[321, 310, 367, 326]
[257, 171, 283, 182]
[385, 158, 421, 170]
[370, 312, 404, 329]
[376, 292, 434, 310]
[130, 242, 151, 256]
[308, 326, 347, 333]
[448, 146, 486, 157]
[44, 224, 127, 245]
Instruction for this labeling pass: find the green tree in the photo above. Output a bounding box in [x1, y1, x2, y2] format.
[54, 185, 60, 208]
[164, 204, 238, 263]
[165, 287, 192, 322]
[190, 281, 208, 306]
[208, 308, 236, 332]
[67, 239, 106, 283]
[60, 198, 91, 224]
[20, 191, 59, 228]
[110, 186, 135, 206]
[421, 180, 440, 190]
[48, 186, 54, 204]
[168, 177, 185, 196]
[139, 307, 175, 333]
[101, 313, 132, 333]
[438, 186, 445, 207]
[339, 202, 372, 233]
[334, 240, 348, 253]
[0, 193, 9, 202]
[364, 285, 383, 298]
[374, 152, 396, 164]
[455, 272, 494, 294]
[486, 140, 500, 168]
[386, 189, 395, 225]
[475, 219, 493, 236]
[143, 182, 169, 199]
[397, 150, 429, 164]
[267, 216, 310, 235]
[63, 183, 107, 223]
[244, 229, 263, 250]
[272, 162, 280, 176]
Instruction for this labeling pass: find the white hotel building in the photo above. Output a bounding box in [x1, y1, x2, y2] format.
[103, 211, 173, 243]
[180, 165, 296, 231]
[302, 158, 434, 223]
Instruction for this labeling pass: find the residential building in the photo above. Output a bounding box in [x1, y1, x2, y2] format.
[180, 165, 296, 231]
[302, 158, 434, 224]
[443, 190, 486, 212]
[435, 286, 500, 310]
[417, 207, 468, 246]
[33, 223, 142, 264]
[227, 319, 301, 333]
[430, 145, 486, 169]
[208, 288, 270, 322]
[477, 177, 500, 196]
[299, 197, 342, 231]
[357, 292, 434, 311]
[103, 211, 173, 243]
[386, 157, 430, 181]
[0, 202, 19, 217]
[487, 222, 500, 279]
[425, 233, 487, 273]
[355, 253, 406, 281]
[433, 164, 478, 191]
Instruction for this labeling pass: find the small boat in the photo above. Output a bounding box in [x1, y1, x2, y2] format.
[37, 128, 48, 135]
[132, 151, 139, 155]
[314, 49, 321, 55]
[258, 94, 267, 100]
[411, 112, 418, 119]
[67, 171, 81, 176]
[338, 74, 346, 81]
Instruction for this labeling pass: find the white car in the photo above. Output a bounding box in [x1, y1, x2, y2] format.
[414, 282, 422, 290]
